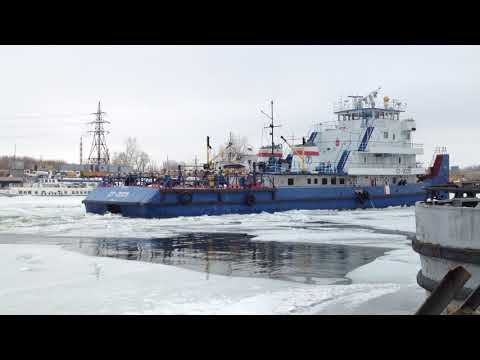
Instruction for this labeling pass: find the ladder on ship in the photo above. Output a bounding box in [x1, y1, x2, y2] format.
[334, 126, 374, 174]
[358, 126, 375, 152]
[336, 150, 350, 174]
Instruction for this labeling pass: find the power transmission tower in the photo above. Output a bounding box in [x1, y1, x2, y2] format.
[87, 101, 110, 166]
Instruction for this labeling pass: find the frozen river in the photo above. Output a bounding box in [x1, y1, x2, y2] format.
[0, 196, 425, 314]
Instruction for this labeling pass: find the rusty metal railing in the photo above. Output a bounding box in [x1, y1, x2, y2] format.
[415, 266, 480, 315]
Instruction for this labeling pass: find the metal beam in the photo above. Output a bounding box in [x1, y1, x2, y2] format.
[415, 266, 471, 315]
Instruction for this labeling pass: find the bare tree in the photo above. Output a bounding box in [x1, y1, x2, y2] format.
[112, 137, 151, 172]
[136, 151, 150, 173]
[161, 160, 179, 174]
[217, 133, 252, 162]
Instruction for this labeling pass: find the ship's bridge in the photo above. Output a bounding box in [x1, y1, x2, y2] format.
[289, 89, 424, 175]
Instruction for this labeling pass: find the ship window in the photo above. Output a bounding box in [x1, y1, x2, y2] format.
[393, 134, 396, 140]
[307, 178, 311, 184]
[28, 191, 31, 194]
[288, 178, 294, 186]
[331, 177, 337, 185]
[384, 131, 388, 139]
[339, 178, 345, 185]
[34, 191, 38, 195]
[314, 178, 318, 184]
[322, 178, 327, 185]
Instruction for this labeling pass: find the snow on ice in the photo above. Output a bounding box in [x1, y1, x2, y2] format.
[0, 196, 423, 314]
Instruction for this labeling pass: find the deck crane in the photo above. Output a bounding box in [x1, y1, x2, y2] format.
[280, 135, 307, 173]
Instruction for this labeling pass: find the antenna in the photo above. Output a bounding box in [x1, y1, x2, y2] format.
[261, 100, 281, 157]
[87, 101, 110, 166]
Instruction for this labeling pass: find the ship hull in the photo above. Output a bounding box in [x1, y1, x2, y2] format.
[83, 184, 428, 218]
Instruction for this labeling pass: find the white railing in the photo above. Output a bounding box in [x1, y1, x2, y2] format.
[333, 102, 407, 113]
[346, 162, 423, 169]
[313, 140, 423, 150]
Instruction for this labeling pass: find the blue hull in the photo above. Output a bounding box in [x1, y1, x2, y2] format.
[83, 184, 429, 218]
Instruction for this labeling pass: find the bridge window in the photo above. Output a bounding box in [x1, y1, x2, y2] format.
[314, 178, 318, 184]
[393, 134, 396, 140]
[339, 178, 345, 185]
[331, 177, 337, 185]
[288, 178, 294, 186]
[399, 157, 402, 164]
[384, 131, 388, 139]
[322, 178, 327, 185]
[307, 178, 311, 184]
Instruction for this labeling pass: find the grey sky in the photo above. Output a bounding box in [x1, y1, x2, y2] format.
[1, 45, 479, 167]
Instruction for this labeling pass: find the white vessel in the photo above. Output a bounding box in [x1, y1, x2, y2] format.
[1, 177, 99, 197]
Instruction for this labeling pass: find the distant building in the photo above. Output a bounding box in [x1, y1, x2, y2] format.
[450, 165, 460, 173]
[59, 163, 133, 175]
[0, 177, 23, 188]
[9, 159, 24, 178]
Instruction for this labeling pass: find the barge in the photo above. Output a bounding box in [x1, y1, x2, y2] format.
[83, 89, 450, 218]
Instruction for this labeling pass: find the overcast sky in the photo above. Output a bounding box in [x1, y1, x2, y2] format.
[0, 45, 479, 167]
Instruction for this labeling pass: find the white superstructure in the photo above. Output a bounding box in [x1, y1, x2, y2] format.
[288, 88, 424, 185]
[3, 177, 98, 196]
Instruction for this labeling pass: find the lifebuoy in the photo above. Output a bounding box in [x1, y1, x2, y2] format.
[245, 193, 256, 206]
[178, 192, 193, 205]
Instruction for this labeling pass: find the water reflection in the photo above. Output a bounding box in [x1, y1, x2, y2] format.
[65, 233, 390, 285]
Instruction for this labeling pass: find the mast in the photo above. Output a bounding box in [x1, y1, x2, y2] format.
[80, 136, 83, 165]
[206, 136, 212, 169]
[194, 156, 198, 178]
[270, 101, 274, 157]
[261, 100, 281, 157]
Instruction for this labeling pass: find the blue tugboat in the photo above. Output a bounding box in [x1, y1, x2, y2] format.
[83, 89, 450, 218]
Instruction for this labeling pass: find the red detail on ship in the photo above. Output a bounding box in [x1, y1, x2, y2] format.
[418, 154, 444, 181]
[293, 150, 320, 156]
[257, 152, 283, 158]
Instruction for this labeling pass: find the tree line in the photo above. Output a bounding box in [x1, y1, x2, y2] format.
[0, 156, 66, 171]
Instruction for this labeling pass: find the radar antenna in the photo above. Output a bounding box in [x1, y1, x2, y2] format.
[363, 86, 382, 108]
